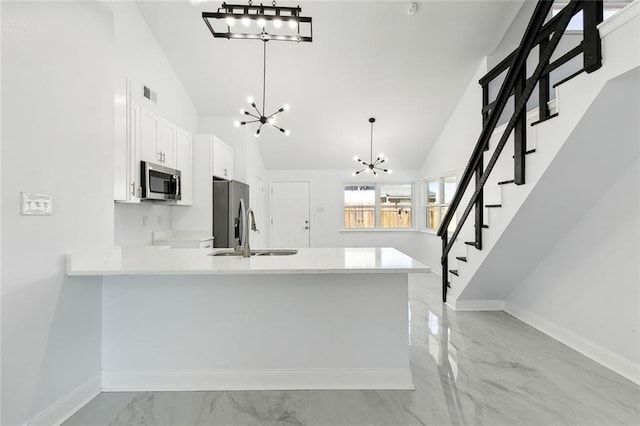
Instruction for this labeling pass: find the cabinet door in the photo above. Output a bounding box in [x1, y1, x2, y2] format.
[114, 77, 129, 201]
[128, 102, 142, 200]
[114, 77, 141, 203]
[212, 137, 234, 180]
[176, 127, 193, 206]
[140, 109, 160, 164]
[158, 119, 176, 168]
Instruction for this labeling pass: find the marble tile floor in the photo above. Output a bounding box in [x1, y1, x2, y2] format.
[63, 273, 640, 426]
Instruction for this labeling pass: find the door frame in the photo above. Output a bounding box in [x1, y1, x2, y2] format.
[269, 180, 311, 248]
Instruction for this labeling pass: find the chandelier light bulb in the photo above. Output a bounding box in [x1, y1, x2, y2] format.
[379, 153, 385, 159]
[283, 104, 290, 111]
[285, 129, 291, 136]
[353, 156, 359, 161]
[225, 17, 235, 26]
[365, 168, 370, 173]
[273, 18, 282, 28]
[240, 108, 246, 114]
[241, 17, 251, 27]
[388, 169, 393, 174]
[288, 19, 297, 29]
[233, 120, 241, 127]
[352, 172, 357, 177]
[256, 17, 266, 27]
[268, 117, 276, 125]
[247, 96, 254, 104]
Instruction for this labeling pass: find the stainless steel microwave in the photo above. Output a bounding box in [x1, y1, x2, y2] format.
[141, 161, 181, 201]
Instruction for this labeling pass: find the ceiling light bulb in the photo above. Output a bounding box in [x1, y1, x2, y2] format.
[256, 17, 266, 27]
[353, 156, 359, 161]
[241, 17, 250, 27]
[288, 19, 297, 29]
[255, 131, 260, 138]
[247, 96, 254, 104]
[225, 17, 235, 26]
[285, 129, 291, 136]
[352, 172, 356, 177]
[378, 153, 385, 159]
[233, 120, 241, 127]
[283, 104, 290, 111]
[388, 169, 393, 174]
[273, 18, 282, 28]
[240, 108, 246, 114]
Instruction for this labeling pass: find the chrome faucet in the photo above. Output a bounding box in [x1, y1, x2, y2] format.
[237, 199, 259, 257]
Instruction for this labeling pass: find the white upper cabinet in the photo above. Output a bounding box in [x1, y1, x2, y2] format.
[141, 109, 176, 168]
[176, 127, 193, 206]
[212, 136, 234, 180]
[114, 77, 141, 203]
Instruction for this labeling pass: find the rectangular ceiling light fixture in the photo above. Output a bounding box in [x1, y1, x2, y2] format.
[202, 2, 313, 43]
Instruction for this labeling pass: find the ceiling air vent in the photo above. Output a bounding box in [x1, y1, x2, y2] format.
[142, 84, 157, 103]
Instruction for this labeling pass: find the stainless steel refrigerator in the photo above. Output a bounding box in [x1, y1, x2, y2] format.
[212, 179, 250, 248]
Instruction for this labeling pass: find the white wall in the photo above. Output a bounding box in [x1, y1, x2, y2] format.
[266, 169, 424, 260]
[506, 160, 639, 372]
[1, 2, 113, 424]
[417, 59, 488, 273]
[112, 2, 199, 246]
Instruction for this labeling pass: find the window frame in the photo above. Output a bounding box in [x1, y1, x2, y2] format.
[423, 174, 457, 234]
[342, 182, 415, 231]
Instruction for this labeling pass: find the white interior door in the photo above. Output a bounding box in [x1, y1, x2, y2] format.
[271, 181, 310, 248]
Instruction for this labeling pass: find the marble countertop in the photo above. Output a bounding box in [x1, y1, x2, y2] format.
[66, 246, 430, 276]
[152, 230, 214, 243]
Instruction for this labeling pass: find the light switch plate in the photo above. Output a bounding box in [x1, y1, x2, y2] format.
[21, 192, 53, 216]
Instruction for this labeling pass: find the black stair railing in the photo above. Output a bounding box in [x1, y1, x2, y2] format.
[437, 0, 603, 302]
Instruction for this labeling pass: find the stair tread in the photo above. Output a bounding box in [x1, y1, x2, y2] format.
[531, 112, 559, 127]
[513, 149, 536, 158]
[450, 270, 459, 276]
[456, 256, 467, 262]
[464, 241, 477, 246]
[474, 224, 489, 228]
[485, 204, 502, 208]
[498, 179, 515, 185]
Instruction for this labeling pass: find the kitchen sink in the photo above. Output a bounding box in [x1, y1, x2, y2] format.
[255, 249, 298, 256]
[209, 249, 298, 257]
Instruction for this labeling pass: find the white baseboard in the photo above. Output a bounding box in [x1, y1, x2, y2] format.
[448, 299, 505, 311]
[505, 302, 640, 386]
[102, 369, 414, 391]
[27, 374, 101, 426]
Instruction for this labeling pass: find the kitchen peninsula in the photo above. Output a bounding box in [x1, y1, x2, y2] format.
[68, 247, 429, 391]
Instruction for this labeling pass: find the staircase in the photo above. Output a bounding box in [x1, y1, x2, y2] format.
[439, 0, 640, 306]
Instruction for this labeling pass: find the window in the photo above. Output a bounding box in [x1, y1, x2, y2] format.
[344, 185, 375, 228]
[425, 175, 457, 232]
[380, 184, 412, 229]
[344, 184, 414, 229]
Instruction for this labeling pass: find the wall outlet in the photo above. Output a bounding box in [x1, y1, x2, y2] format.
[21, 192, 53, 216]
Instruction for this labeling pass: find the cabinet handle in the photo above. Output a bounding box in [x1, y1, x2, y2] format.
[224, 168, 228, 177]
[131, 182, 135, 197]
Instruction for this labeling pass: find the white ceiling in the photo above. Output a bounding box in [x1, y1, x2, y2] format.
[136, 0, 524, 170]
